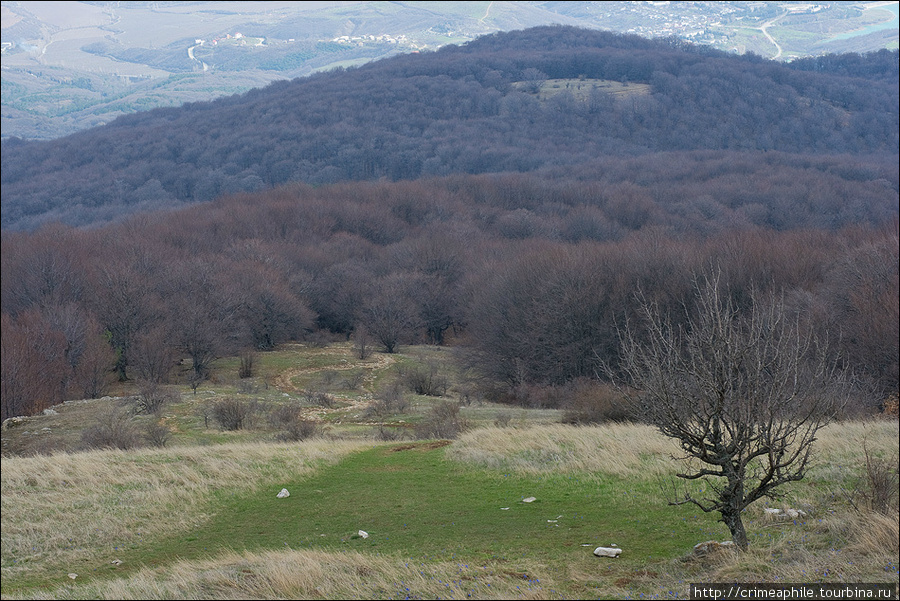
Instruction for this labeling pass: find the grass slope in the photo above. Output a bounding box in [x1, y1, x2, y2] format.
[1, 343, 897, 599]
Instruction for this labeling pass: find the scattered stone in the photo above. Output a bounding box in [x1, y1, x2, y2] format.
[764, 507, 782, 515]
[693, 540, 735, 556]
[358, 530, 369, 539]
[43, 408, 58, 416]
[500, 507, 510, 510]
[785, 508, 807, 519]
[594, 546, 622, 558]
[68, 573, 78, 580]
[111, 559, 122, 566]
[522, 497, 536, 503]
[276, 488, 290, 498]
[1, 417, 27, 431]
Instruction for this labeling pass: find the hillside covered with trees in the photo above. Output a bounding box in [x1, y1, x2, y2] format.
[2, 26, 898, 420]
[1, 26, 897, 231]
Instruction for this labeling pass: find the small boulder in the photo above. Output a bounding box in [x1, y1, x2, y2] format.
[693, 540, 735, 556]
[594, 546, 622, 558]
[522, 497, 536, 503]
[358, 530, 369, 539]
[276, 488, 290, 498]
[43, 408, 58, 416]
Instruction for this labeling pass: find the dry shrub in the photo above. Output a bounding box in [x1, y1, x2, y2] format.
[238, 352, 255, 379]
[212, 398, 255, 431]
[144, 420, 172, 448]
[135, 380, 180, 415]
[365, 380, 409, 419]
[561, 379, 634, 424]
[81, 406, 142, 450]
[414, 401, 468, 439]
[402, 362, 448, 396]
[268, 403, 319, 441]
[493, 410, 513, 427]
[302, 388, 334, 408]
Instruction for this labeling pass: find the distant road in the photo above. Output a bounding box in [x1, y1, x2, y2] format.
[759, 11, 788, 59]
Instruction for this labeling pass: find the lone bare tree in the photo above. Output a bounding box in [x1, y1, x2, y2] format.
[615, 275, 849, 550]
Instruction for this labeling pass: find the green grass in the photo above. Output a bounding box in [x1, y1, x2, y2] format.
[16, 441, 722, 597]
[3, 342, 896, 598]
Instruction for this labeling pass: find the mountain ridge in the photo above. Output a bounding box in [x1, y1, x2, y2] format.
[1, 25, 897, 231]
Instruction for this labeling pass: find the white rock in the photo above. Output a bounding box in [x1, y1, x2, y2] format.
[522, 497, 536, 503]
[276, 488, 290, 498]
[68, 573, 78, 580]
[693, 540, 734, 555]
[358, 530, 369, 539]
[785, 508, 806, 519]
[764, 507, 782, 515]
[500, 507, 510, 510]
[43, 408, 58, 415]
[594, 546, 622, 558]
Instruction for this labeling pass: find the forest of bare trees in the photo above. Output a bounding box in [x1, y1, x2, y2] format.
[2, 26, 898, 421]
[2, 26, 897, 231]
[2, 170, 897, 420]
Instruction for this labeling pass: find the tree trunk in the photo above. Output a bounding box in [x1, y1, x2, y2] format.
[721, 507, 749, 551]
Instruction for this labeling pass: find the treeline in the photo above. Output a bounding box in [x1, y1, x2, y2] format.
[3, 168, 897, 419]
[2, 26, 897, 231]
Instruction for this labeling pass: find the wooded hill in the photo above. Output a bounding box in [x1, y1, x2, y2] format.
[1, 25, 897, 231]
[2, 26, 898, 421]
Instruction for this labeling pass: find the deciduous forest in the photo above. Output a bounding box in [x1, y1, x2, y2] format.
[2, 26, 898, 420]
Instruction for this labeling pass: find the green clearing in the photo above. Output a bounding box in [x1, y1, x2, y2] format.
[3, 441, 723, 598]
[513, 78, 652, 102]
[2, 343, 897, 598]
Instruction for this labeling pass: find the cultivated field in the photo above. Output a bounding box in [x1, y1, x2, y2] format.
[1, 343, 897, 599]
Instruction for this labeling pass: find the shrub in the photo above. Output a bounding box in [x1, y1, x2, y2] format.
[560, 380, 634, 424]
[135, 380, 179, 415]
[849, 442, 899, 516]
[212, 398, 255, 431]
[493, 410, 513, 428]
[302, 388, 334, 408]
[414, 401, 468, 440]
[144, 420, 172, 447]
[402, 363, 448, 396]
[81, 407, 141, 450]
[268, 403, 320, 441]
[365, 380, 409, 419]
[238, 352, 255, 379]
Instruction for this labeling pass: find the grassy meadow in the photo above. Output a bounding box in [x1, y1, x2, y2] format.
[1, 343, 897, 599]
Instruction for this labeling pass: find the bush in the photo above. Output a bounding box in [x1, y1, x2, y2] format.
[849, 442, 899, 516]
[560, 380, 634, 424]
[365, 380, 409, 419]
[238, 352, 255, 379]
[302, 388, 334, 408]
[144, 420, 172, 447]
[268, 403, 319, 441]
[375, 424, 405, 441]
[414, 401, 468, 440]
[81, 407, 141, 450]
[212, 398, 255, 431]
[402, 363, 448, 397]
[135, 380, 179, 415]
[494, 410, 513, 427]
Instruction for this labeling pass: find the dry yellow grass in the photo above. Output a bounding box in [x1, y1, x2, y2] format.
[0, 439, 369, 583]
[4, 548, 554, 600]
[447, 422, 683, 478]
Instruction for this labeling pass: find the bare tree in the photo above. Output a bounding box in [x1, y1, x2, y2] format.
[614, 275, 850, 550]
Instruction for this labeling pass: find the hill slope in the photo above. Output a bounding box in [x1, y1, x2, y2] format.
[1, 25, 898, 231]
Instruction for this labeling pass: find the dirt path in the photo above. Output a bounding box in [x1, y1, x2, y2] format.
[272, 350, 396, 393]
[272, 348, 397, 423]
